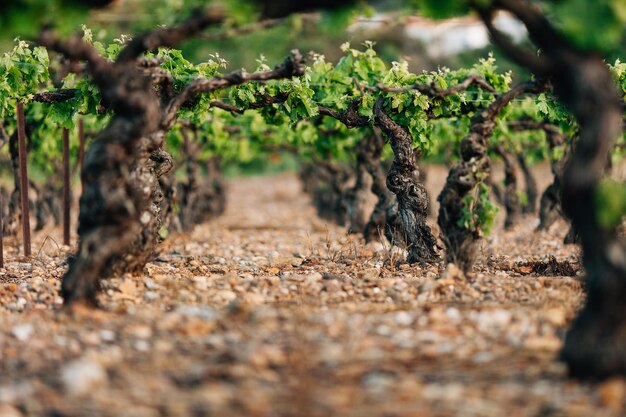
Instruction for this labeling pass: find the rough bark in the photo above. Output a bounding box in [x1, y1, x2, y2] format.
[437, 79, 545, 273]
[557, 55, 624, 380]
[373, 97, 439, 264]
[562, 226, 580, 245]
[179, 156, 227, 230]
[477, 0, 626, 379]
[299, 163, 318, 195]
[159, 171, 182, 234]
[310, 161, 353, 226]
[538, 139, 568, 231]
[495, 146, 521, 229]
[34, 175, 63, 231]
[203, 156, 227, 220]
[538, 182, 561, 231]
[508, 120, 568, 230]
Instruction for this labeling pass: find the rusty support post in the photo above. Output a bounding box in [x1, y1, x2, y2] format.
[63, 127, 70, 246]
[78, 118, 85, 192]
[16, 102, 31, 257]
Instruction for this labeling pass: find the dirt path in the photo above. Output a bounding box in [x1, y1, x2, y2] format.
[0, 171, 622, 417]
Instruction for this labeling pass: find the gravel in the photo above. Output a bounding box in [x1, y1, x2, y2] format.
[0, 168, 623, 416]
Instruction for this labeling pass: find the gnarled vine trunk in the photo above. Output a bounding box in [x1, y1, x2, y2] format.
[300, 159, 354, 227]
[373, 97, 439, 264]
[507, 120, 568, 231]
[179, 155, 226, 230]
[495, 146, 521, 229]
[477, 0, 625, 379]
[438, 80, 545, 273]
[40, 12, 305, 305]
[557, 56, 625, 379]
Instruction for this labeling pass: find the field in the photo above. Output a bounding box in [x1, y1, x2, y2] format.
[1, 166, 623, 417]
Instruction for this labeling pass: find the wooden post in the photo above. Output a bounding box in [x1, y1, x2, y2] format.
[16, 102, 31, 257]
[63, 127, 70, 246]
[78, 118, 85, 192]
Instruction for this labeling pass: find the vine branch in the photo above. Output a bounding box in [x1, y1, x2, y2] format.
[161, 49, 305, 130]
[115, 7, 225, 64]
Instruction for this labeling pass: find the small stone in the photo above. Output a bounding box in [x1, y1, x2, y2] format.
[322, 273, 344, 280]
[358, 269, 379, 281]
[323, 280, 342, 293]
[100, 330, 116, 343]
[177, 305, 218, 321]
[542, 307, 566, 327]
[134, 340, 151, 352]
[10, 324, 33, 342]
[439, 263, 465, 281]
[80, 331, 101, 346]
[244, 293, 265, 306]
[127, 324, 152, 339]
[394, 311, 414, 326]
[144, 291, 160, 301]
[306, 272, 323, 282]
[366, 241, 385, 252]
[290, 258, 303, 267]
[118, 279, 137, 296]
[523, 335, 562, 351]
[216, 290, 237, 302]
[143, 278, 159, 290]
[60, 358, 107, 396]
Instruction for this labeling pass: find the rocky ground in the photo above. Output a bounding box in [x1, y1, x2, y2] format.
[0, 168, 624, 417]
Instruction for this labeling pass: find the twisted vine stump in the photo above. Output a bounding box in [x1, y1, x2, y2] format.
[40, 12, 305, 305]
[203, 156, 227, 220]
[507, 120, 568, 230]
[477, 0, 625, 379]
[179, 155, 227, 230]
[539, 131, 568, 231]
[34, 175, 62, 232]
[437, 80, 545, 273]
[495, 146, 521, 229]
[299, 159, 353, 227]
[556, 54, 624, 380]
[373, 97, 438, 264]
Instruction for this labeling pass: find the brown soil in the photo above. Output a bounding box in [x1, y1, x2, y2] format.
[1, 169, 623, 417]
